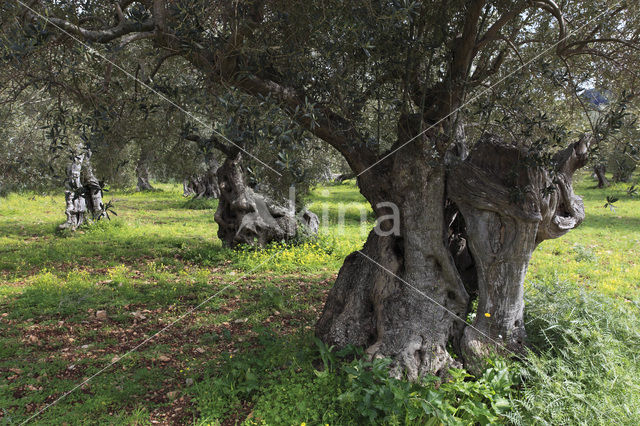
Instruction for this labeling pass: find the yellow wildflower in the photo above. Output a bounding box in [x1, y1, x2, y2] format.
[484, 312, 491, 318]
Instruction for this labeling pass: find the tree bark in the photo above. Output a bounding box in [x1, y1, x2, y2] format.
[318, 131, 590, 378]
[59, 148, 106, 230]
[448, 135, 589, 371]
[593, 164, 609, 188]
[317, 118, 470, 379]
[136, 146, 154, 191]
[183, 155, 220, 199]
[214, 151, 317, 247]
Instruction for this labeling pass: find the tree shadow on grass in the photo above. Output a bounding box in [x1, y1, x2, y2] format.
[0, 232, 227, 278]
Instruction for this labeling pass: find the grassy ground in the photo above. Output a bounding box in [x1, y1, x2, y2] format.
[1, 176, 639, 424]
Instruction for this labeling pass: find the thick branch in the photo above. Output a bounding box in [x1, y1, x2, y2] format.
[236, 76, 378, 174]
[451, 0, 486, 84]
[184, 133, 233, 157]
[476, 1, 528, 50]
[25, 8, 155, 43]
[532, 0, 566, 51]
[561, 37, 640, 57]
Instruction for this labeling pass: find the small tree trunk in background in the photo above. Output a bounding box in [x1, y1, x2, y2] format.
[82, 149, 105, 218]
[214, 151, 317, 247]
[201, 154, 221, 198]
[136, 146, 154, 191]
[611, 159, 636, 183]
[60, 152, 87, 230]
[183, 155, 221, 198]
[183, 179, 196, 197]
[59, 148, 105, 231]
[593, 164, 609, 188]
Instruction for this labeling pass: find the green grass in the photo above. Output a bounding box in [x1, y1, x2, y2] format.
[529, 177, 640, 299]
[1, 176, 640, 424]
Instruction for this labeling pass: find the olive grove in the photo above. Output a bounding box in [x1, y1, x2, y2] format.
[2, 0, 639, 377]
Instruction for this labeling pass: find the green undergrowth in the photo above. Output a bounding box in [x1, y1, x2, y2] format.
[511, 279, 640, 424]
[183, 197, 218, 210]
[193, 332, 516, 426]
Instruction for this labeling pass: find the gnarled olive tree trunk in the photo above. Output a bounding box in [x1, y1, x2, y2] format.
[183, 155, 220, 199]
[448, 135, 589, 370]
[59, 149, 106, 231]
[214, 151, 318, 247]
[136, 145, 154, 191]
[317, 130, 589, 378]
[317, 119, 470, 379]
[593, 164, 609, 188]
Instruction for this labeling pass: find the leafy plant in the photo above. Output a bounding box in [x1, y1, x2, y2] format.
[100, 199, 118, 220]
[338, 356, 515, 425]
[572, 244, 597, 263]
[603, 195, 619, 211]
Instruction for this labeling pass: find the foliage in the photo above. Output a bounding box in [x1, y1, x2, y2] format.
[182, 197, 218, 210]
[336, 356, 514, 425]
[0, 102, 62, 195]
[603, 195, 619, 211]
[510, 280, 640, 424]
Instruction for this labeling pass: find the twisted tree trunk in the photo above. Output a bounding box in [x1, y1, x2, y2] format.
[183, 155, 220, 199]
[593, 164, 609, 188]
[214, 151, 318, 247]
[317, 130, 589, 377]
[136, 145, 154, 191]
[317, 118, 470, 379]
[59, 148, 105, 231]
[448, 135, 588, 370]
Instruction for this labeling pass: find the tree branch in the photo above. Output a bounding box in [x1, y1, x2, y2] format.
[475, 1, 528, 50]
[24, 7, 155, 43]
[235, 75, 378, 174]
[184, 133, 233, 157]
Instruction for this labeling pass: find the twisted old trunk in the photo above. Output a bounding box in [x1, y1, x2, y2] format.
[593, 164, 609, 188]
[59, 149, 106, 231]
[448, 135, 588, 370]
[316, 129, 589, 377]
[136, 145, 154, 191]
[183, 155, 220, 199]
[214, 151, 318, 247]
[317, 118, 470, 378]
